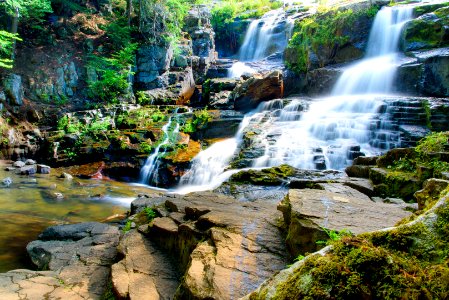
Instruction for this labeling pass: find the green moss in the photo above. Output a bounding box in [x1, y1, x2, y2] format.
[285, 6, 378, 73]
[230, 164, 296, 185]
[267, 215, 449, 299]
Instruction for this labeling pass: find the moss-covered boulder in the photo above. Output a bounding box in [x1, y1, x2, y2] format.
[414, 178, 449, 210]
[285, 5, 378, 73]
[244, 189, 449, 299]
[402, 6, 449, 51]
[279, 187, 411, 257]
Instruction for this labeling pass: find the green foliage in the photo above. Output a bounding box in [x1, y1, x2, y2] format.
[180, 108, 211, 133]
[57, 115, 83, 134]
[387, 157, 416, 172]
[138, 0, 191, 44]
[316, 228, 353, 246]
[151, 110, 166, 122]
[0, 30, 21, 69]
[143, 207, 157, 221]
[87, 43, 137, 103]
[139, 142, 152, 154]
[0, 0, 52, 21]
[122, 220, 132, 232]
[416, 131, 449, 156]
[211, 0, 282, 37]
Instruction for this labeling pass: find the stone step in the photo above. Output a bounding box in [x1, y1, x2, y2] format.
[386, 100, 424, 108]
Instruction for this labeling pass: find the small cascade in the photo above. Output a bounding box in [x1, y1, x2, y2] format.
[238, 9, 290, 61]
[228, 8, 294, 78]
[332, 6, 413, 95]
[176, 115, 255, 193]
[139, 110, 180, 186]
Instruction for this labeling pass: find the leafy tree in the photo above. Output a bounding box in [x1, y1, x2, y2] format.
[0, 30, 21, 68]
[0, 0, 52, 68]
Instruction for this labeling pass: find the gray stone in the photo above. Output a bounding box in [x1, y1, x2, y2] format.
[12, 161, 25, 168]
[278, 189, 412, 256]
[27, 222, 120, 270]
[3, 74, 23, 106]
[37, 164, 51, 174]
[20, 165, 36, 175]
[25, 159, 36, 165]
[2, 177, 12, 187]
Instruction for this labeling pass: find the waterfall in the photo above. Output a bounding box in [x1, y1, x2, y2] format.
[332, 6, 413, 95]
[139, 110, 179, 186]
[228, 9, 294, 78]
[254, 5, 414, 170]
[176, 112, 255, 193]
[176, 4, 416, 192]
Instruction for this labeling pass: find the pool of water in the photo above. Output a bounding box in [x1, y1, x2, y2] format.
[0, 160, 158, 272]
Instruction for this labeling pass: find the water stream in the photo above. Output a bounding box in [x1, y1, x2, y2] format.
[0, 161, 159, 272]
[140, 110, 180, 186]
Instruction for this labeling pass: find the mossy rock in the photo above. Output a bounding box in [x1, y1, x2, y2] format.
[402, 7, 449, 52]
[229, 164, 297, 186]
[370, 168, 421, 200]
[245, 191, 449, 300]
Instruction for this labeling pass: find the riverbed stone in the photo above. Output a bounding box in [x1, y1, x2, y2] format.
[279, 188, 412, 256]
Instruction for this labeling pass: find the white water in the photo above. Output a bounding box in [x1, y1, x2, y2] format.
[253, 5, 414, 169]
[178, 5, 416, 192]
[139, 112, 179, 186]
[332, 6, 413, 95]
[176, 114, 255, 193]
[228, 9, 295, 78]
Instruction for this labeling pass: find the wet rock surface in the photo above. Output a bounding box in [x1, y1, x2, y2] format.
[111, 230, 180, 300]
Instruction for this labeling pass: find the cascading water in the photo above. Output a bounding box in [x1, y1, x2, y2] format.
[176, 113, 256, 193]
[139, 111, 179, 186]
[332, 6, 414, 95]
[177, 4, 416, 192]
[228, 8, 295, 78]
[253, 5, 414, 170]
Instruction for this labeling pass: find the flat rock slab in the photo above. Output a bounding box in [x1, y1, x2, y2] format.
[280, 188, 412, 256]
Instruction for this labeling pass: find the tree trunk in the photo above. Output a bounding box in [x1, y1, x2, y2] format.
[10, 7, 19, 60]
[126, 0, 132, 26]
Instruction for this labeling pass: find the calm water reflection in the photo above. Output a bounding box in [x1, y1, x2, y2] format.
[0, 161, 157, 272]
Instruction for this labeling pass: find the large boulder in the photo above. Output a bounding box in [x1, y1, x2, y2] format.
[402, 6, 449, 52]
[129, 191, 289, 299]
[244, 190, 449, 300]
[232, 70, 284, 112]
[135, 42, 174, 89]
[278, 187, 411, 256]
